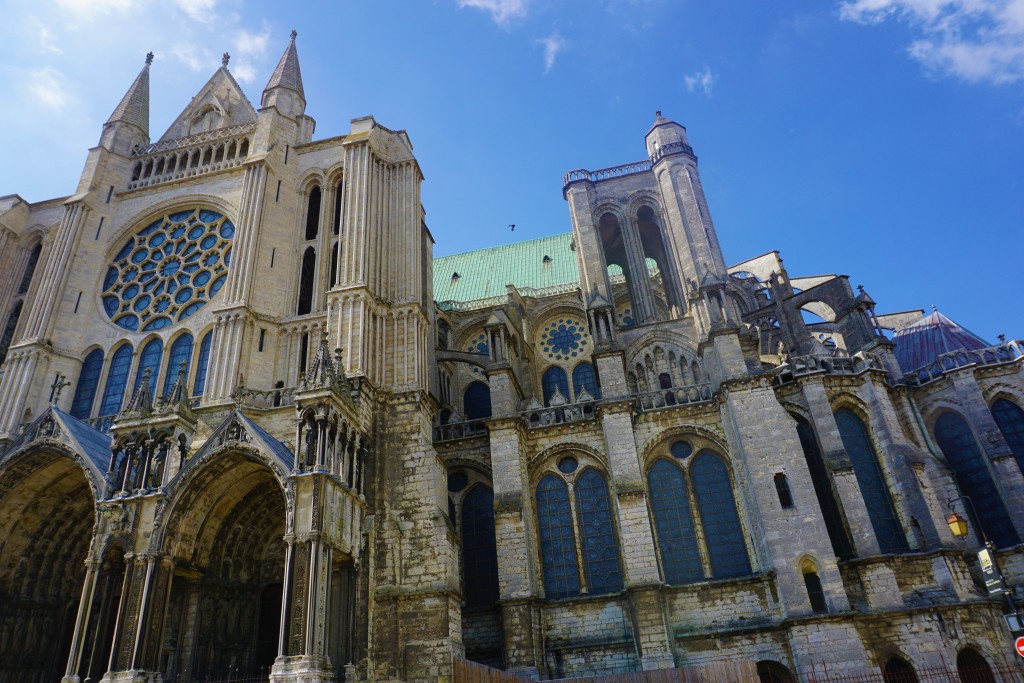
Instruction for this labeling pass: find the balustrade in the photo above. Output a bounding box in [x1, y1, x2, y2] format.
[127, 124, 255, 190]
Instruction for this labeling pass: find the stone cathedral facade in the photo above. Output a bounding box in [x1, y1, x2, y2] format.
[1, 34, 1023, 683]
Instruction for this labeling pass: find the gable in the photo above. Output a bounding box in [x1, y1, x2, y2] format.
[159, 68, 257, 142]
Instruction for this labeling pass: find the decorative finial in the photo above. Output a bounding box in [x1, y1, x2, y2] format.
[145, 51, 154, 66]
[999, 334, 1007, 344]
[222, 52, 230, 67]
[655, 110, 662, 118]
[291, 29, 298, 40]
[857, 285, 865, 294]
[931, 305, 938, 312]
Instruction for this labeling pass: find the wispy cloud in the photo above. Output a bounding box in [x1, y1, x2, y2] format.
[22, 67, 74, 112]
[29, 17, 63, 55]
[540, 32, 565, 72]
[684, 65, 716, 96]
[55, 0, 136, 20]
[839, 0, 1024, 84]
[457, 0, 528, 25]
[176, 0, 217, 22]
[232, 26, 271, 83]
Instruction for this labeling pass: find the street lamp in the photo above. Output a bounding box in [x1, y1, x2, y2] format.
[947, 495, 1023, 634]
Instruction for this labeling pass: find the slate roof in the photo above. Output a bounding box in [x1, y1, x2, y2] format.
[893, 309, 991, 372]
[433, 233, 580, 304]
[106, 61, 150, 135]
[54, 408, 113, 472]
[237, 410, 295, 470]
[264, 32, 304, 99]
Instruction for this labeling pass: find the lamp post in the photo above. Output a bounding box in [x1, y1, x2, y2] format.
[947, 496, 1023, 633]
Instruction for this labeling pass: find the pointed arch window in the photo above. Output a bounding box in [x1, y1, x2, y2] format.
[305, 186, 321, 240]
[934, 411, 1019, 548]
[192, 331, 213, 397]
[795, 417, 854, 559]
[70, 349, 104, 420]
[834, 408, 908, 554]
[572, 362, 600, 400]
[882, 657, 919, 683]
[460, 485, 500, 608]
[297, 247, 316, 315]
[99, 344, 134, 416]
[134, 339, 163, 396]
[956, 648, 995, 683]
[536, 463, 622, 599]
[332, 180, 343, 235]
[648, 448, 751, 583]
[163, 334, 194, 397]
[17, 243, 42, 295]
[463, 381, 491, 421]
[330, 242, 339, 287]
[0, 301, 23, 365]
[542, 366, 569, 406]
[991, 398, 1024, 475]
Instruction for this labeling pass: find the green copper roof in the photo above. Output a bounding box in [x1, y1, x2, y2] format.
[434, 233, 580, 304]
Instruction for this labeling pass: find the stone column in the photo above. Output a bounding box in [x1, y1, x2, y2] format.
[61, 558, 101, 683]
[224, 163, 269, 306]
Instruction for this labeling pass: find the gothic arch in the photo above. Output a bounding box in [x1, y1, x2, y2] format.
[638, 424, 730, 468]
[296, 170, 328, 194]
[528, 441, 609, 481]
[106, 195, 239, 259]
[983, 383, 1024, 409]
[625, 190, 666, 218]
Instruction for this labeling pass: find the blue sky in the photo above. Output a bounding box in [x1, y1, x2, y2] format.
[0, 0, 1021, 340]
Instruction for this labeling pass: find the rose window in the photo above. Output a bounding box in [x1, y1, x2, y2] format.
[102, 208, 234, 332]
[540, 317, 590, 362]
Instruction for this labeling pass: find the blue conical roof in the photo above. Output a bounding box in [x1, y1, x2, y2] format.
[893, 308, 991, 372]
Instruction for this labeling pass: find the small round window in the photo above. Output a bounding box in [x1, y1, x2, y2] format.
[670, 440, 693, 459]
[102, 208, 233, 331]
[447, 471, 469, 493]
[557, 456, 579, 474]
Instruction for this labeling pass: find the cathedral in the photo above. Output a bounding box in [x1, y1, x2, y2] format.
[1, 33, 1023, 683]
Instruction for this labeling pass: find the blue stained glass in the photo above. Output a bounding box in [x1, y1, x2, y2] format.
[70, 349, 104, 420]
[192, 331, 212, 396]
[154, 298, 170, 312]
[461, 486, 500, 608]
[104, 209, 233, 331]
[98, 344, 133, 416]
[142, 317, 170, 331]
[934, 412, 1019, 548]
[194, 271, 211, 286]
[203, 253, 220, 267]
[648, 459, 703, 583]
[174, 288, 193, 304]
[465, 332, 488, 356]
[574, 469, 623, 594]
[542, 366, 569, 406]
[103, 297, 119, 316]
[691, 453, 751, 578]
[572, 362, 601, 400]
[463, 381, 491, 420]
[134, 339, 163, 395]
[834, 408, 909, 554]
[670, 441, 693, 459]
[536, 474, 580, 598]
[162, 333, 194, 397]
[992, 399, 1024, 476]
[133, 295, 151, 312]
[209, 274, 226, 296]
[224, 248, 232, 265]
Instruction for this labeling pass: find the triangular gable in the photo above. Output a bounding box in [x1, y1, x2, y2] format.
[185, 409, 294, 478]
[1, 407, 111, 491]
[159, 68, 257, 142]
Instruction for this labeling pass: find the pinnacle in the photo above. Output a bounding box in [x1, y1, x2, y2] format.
[264, 30, 304, 100]
[105, 53, 151, 137]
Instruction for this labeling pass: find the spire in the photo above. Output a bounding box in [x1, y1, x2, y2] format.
[263, 30, 305, 105]
[105, 52, 152, 137]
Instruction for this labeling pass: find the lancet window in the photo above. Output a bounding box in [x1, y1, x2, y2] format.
[99, 344, 134, 416]
[70, 349, 104, 419]
[448, 470, 500, 609]
[192, 331, 213, 396]
[794, 416, 854, 559]
[163, 333, 194, 396]
[572, 361, 600, 400]
[991, 398, 1024, 475]
[134, 338, 163, 396]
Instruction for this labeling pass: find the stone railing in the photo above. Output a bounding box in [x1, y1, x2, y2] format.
[650, 140, 696, 163]
[563, 160, 652, 191]
[434, 417, 488, 443]
[635, 383, 713, 412]
[127, 123, 256, 190]
[904, 341, 1024, 387]
[523, 399, 597, 427]
[231, 385, 297, 410]
[83, 415, 116, 434]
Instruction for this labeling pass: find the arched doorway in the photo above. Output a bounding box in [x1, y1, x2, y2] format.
[757, 660, 796, 683]
[0, 450, 96, 682]
[882, 656, 919, 683]
[956, 648, 996, 683]
[160, 451, 287, 682]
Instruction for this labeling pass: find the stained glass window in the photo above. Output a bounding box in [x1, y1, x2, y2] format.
[991, 398, 1024, 475]
[463, 381, 491, 420]
[102, 209, 233, 332]
[297, 247, 316, 315]
[99, 344, 133, 416]
[795, 417, 854, 560]
[461, 486, 500, 608]
[70, 349, 104, 419]
[17, 243, 42, 295]
[648, 458, 703, 583]
[934, 411, 1019, 548]
[162, 334, 194, 397]
[305, 186, 321, 240]
[0, 302, 23, 365]
[542, 366, 569, 405]
[536, 474, 580, 598]
[134, 339, 163, 396]
[691, 453, 751, 578]
[572, 362, 600, 400]
[539, 317, 590, 362]
[574, 469, 623, 594]
[834, 408, 908, 554]
[192, 331, 212, 396]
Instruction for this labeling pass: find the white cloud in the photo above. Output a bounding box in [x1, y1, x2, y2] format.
[457, 0, 528, 25]
[684, 65, 715, 96]
[235, 28, 270, 57]
[540, 32, 565, 72]
[55, 0, 136, 19]
[29, 17, 63, 55]
[22, 67, 73, 111]
[170, 43, 213, 72]
[838, 0, 1024, 84]
[176, 0, 217, 22]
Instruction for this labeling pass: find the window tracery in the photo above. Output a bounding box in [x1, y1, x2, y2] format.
[102, 209, 234, 332]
